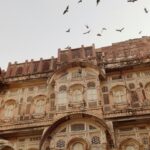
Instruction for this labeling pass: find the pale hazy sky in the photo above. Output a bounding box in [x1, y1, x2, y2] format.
[0, 0, 150, 69]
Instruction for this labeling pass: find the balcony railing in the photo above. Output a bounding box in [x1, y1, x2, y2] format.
[104, 105, 150, 119]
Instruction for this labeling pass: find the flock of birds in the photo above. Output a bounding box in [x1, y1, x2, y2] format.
[62, 0, 149, 49]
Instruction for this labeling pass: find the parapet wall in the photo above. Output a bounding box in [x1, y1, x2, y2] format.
[1, 36, 150, 79]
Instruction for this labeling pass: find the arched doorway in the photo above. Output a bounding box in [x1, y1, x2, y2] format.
[39, 113, 114, 150]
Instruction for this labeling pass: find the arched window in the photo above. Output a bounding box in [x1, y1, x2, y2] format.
[18, 98, 23, 115]
[26, 96, 33, 114]
[73, 90, 82, 102]
[46, 120, 108, 150]
[70, 84, 83, 103]
[120, 139, 140, 150]
[126, 146, 135, 150]
[87, 89, 97, 101]
[35, 99, 45, 114]
[112, 86, 127, 104]
[87, 82, 97, 101]
[4, 101, 15, 119]
[73, 143, 84, 150]
[58, 85, 67, 104]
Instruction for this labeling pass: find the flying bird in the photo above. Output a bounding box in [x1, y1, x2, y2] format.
[85, 25, 89, 29]
[127, 0, 138, 2]
[144, 8, 148, 13]
[138, 31, 142, 34]
[78, 0, 82, 3]
[83, 30, 91, 34]
[97, 0, 100, 6]
[63, 5, 69, 15]
[102, 27, 107, 31]
[97, 33, 102, 36]
[66, 28, 70, 32]
[101, 27, 107, 34]
[116, 27, 124, 32]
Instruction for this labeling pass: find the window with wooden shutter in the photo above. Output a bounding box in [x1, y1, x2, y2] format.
[102, 86, 108, 93]
[129, 83, 135, 89]
[18, 104, 22, 115]
[26, 103, 31, 114]
[131, 91, 139, 102]
[18, 98, 23, 115]
[5, 104, 14, 118]
[103, 94, 109, 104]
[131, 91, 140, 107]
[35, 99, 45, 114]
[50, 93, 56, 111]
[51, 100, 55, 107]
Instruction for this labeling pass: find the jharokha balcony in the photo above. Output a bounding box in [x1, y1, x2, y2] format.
[103, 102, 150, 119]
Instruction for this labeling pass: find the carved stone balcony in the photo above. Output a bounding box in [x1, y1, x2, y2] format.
[103, 106, 150, 119]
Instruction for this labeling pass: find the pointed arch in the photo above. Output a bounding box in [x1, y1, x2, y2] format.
[39, 113, 114, 150]
[119, 138, 143, 150]
[0, 139, 14, 150]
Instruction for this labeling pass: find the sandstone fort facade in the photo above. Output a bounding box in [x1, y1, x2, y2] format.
[1, 37, 150, 150]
